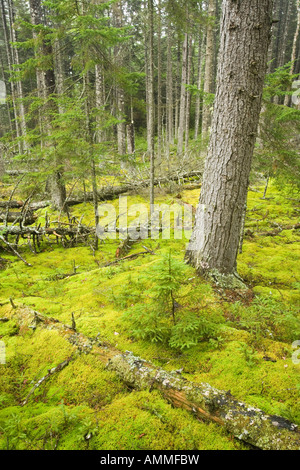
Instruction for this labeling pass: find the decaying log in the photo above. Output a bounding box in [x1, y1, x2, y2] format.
[0, 170, 203, 215]
[106, 352, 300, 451]
[0, 211, 37, 226]
[0, 224, 92, 238]
[5, 306, 300, 450]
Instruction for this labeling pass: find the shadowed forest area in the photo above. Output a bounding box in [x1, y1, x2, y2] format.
[0, 0, 299, 455]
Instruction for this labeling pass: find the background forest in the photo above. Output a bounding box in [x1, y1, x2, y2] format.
[0, 0, 299, 453]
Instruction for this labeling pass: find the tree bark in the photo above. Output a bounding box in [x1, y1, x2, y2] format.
[177, 33, 188, 155]
[113, 1, 126, 156]
[186, 0, 273, 283]
[194, 31, 205, 140]
[107, 351, 300, 451]
[146, 0, 155, 211]
[0, 0, 21, 151]
[184, 35, 193, 156]
[166, 23, 174, 147]
[284, 2, 300, 107]
[7, 0, 27, 151]
[156, 0, 162, 162]
[201, 0, 216, 137]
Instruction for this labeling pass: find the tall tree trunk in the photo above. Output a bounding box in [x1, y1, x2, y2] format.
[166, 22, 174, 147]
[29, 0, 66, 210]
[0, 47, 12, 133]
[274, 0, 293, 104]
[146, 0, 155, 211]
[53, 37, 64, 115]
[7, 0, 27, 151]
[174, 39, 181, 141]
[284, 1, 300, 107]
[194, 31, 206, 140]
[177, 33, 188, 155]
[184, 35, 193, 155]
[0, 0, 21, 152]
[95, 63, 106, 144]
[186, 0, 273, 284]
[156, 0, 162, 162]
[113, 1, 126, 156]
[202, 0, 216, 137]
[84, 71, 99, 250]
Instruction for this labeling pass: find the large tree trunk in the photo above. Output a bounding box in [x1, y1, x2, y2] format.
[186, 0, 273, 284]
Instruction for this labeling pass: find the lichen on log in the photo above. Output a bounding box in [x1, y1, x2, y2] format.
[106, 351, 300, 451]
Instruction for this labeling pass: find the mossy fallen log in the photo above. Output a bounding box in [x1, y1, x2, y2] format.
[6, 306, 300, 450]
[0, 170, 203, 214]
[106, 351, 300, 451]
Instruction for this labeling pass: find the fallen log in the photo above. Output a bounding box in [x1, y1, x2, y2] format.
[0, 224, 92, 238]
[0, 170, 203, 213]
[0, 211, 37, 226]
[106, 352, 300, 451]
[7, 306, 300, 450]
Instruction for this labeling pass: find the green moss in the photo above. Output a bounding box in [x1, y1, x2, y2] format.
[90, 390, 247, 450]
[0, 181, 299, 450]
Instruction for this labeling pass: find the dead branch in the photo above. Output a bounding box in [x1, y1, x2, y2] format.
[21, 357, 73, 406]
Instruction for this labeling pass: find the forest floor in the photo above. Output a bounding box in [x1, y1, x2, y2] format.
[0, 179, 299, 450]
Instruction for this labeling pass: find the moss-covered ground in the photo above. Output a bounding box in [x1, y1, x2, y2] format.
[0, 180, 299, 450]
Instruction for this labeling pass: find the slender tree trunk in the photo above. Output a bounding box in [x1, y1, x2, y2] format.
[7, 0, 27, 151]
[174, 39, 181, 141]
[274, 0, 293, 104]
[186, 0, 273, 283]
[166, 22, 174, 147]
[156, 0, 162, 162]
[95, 63, 106, 144]
[113, 1, 126, 156]
[0, 0, 21, 152]
[53, 37, 64, 114]
[29, 0, 66, 210]
[146, 0, 155, 211]
[284, 2, 300, 107]
[202, 0, 216, 137]
[194, 32, 205, 140]
[177, 33, 188, 155]
[84, 71, 99, 250]
[0, 22, 12, 134]
[184, 35, 193, 155]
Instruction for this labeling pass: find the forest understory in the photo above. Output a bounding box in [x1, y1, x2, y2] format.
[0, 0, 300, 454]
[0, 177, 299, 451]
